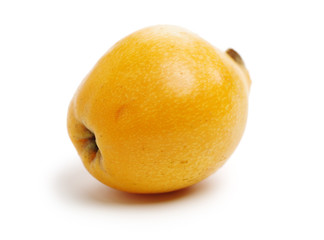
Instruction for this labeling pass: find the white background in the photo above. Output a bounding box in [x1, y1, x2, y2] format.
[1, 0, 323, 239]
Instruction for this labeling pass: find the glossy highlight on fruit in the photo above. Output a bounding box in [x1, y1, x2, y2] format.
[67, 25, 251, 194]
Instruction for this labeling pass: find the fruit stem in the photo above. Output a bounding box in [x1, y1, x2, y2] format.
[226, 48, 245, 67]
[226, 48, 251, 91]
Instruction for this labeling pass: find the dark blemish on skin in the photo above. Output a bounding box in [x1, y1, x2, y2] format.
[115, 104, 127, 121]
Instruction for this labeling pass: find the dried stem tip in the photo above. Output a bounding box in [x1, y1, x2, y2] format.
[226, 48, 245, 67]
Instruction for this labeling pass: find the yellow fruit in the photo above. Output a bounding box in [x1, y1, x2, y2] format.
[67, 25, 251, 194]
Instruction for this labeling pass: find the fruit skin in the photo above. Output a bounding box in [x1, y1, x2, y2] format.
[67, 25, 251, 194]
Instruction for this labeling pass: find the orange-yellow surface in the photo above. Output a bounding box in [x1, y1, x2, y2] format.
[67, 25, 251, 193]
